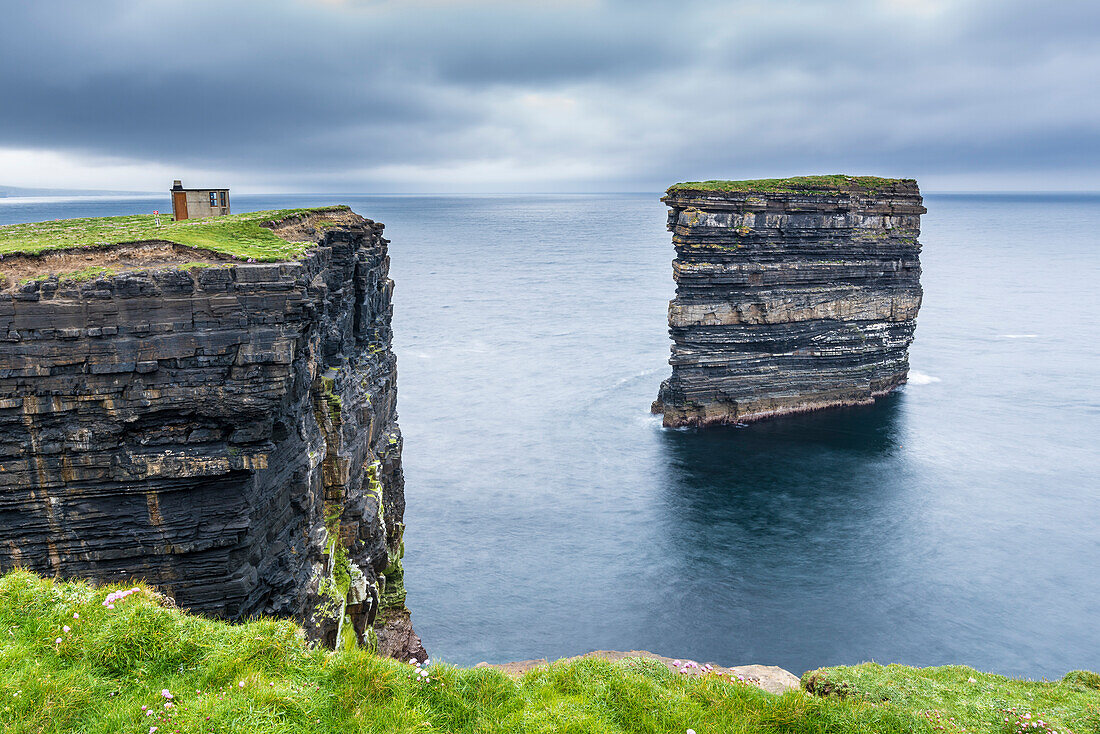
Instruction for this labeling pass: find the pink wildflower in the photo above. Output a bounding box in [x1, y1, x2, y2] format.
[62, 625, 70, 633]
[238, 681, 245, 688]
[55, 637, 62, 644]
[161, 689, 173, 699]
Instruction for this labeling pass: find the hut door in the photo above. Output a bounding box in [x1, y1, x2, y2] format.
[173, 191, 188, 220]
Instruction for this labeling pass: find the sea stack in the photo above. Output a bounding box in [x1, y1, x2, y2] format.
[652, 175, 925, 427]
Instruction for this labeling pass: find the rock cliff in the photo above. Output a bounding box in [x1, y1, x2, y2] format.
[653, 176, 925, 427]
[0, 208, 424, 659]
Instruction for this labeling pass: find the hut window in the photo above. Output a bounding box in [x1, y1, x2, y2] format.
[209, 192, 218, 207]
[219, 191, 227, 207]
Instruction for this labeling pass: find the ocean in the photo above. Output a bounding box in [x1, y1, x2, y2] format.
[2, 192, 1097, 679]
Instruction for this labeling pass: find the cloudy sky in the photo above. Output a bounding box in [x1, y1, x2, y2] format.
[1, 0, 1097, 192]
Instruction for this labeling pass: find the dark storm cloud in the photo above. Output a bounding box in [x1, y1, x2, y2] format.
[0, 1, 481, 170]
[383, 4, 679, 85]
[1, 0, 1097, 189]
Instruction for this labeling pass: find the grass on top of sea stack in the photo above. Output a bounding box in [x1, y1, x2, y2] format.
[0, 206, 349, 261]
[667, 175, 914, 194]
[2, 571, 1097, 734]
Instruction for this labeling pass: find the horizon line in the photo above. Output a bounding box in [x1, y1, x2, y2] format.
[4, 189, 1100, 199]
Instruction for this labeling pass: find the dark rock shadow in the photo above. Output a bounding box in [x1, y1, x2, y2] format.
[641, 394, 918, 671]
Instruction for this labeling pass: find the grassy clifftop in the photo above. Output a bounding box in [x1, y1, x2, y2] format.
[668, 175, 916, 195]
[1, 571, 1097, 733]
[804, 664, 1100, 734]
[0, 206, 350, 261]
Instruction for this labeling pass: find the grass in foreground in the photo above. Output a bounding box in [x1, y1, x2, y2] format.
[667, 174, 914, 194]
[2, 571, 1096, 734]
[0, 206, 348, 261]
[804, 664, 1100, 734]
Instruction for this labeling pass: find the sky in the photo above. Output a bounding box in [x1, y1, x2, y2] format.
[1, 0, 1097, 193]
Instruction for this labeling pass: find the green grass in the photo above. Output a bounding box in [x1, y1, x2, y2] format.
[0, 206, 351, 261]
[804, 663, 1100, 734]
[12, 265, 118, 286]
[1, 571, 1096, 734]
[667, 175, 914, 195]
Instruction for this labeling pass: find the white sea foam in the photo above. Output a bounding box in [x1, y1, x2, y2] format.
[615, 368, 661, 387]
[998, 334, 1038, 338]
[908, 370, 941, 385]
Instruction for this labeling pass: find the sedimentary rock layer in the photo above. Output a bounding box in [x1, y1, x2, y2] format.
[0, 212, 424, 658]
[653, 178, 925, 427]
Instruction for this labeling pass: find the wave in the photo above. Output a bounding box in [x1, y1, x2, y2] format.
[614, 368, 662, 388]
[908, 371, 941, 385]
[997, 334, 1038, 339]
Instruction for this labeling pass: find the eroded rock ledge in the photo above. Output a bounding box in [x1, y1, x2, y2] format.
[653, 177, 925, 427]
[0, 210, 424, 659]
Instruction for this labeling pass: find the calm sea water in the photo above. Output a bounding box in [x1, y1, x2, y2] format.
[2, 192, 1098, 679]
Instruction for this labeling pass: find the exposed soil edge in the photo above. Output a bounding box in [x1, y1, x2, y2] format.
[260, 206, 365, 243]
[0, 240, 238, 291]
[0, 239, 235, 266]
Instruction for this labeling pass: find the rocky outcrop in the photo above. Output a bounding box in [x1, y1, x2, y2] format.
[653, 177, 925, 427]
[475, 650, 801, 695]
[0, 210, 423, 659]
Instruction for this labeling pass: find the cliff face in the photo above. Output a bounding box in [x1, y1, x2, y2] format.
[0, 211, 423, 658]
[653, 178, 925, 427]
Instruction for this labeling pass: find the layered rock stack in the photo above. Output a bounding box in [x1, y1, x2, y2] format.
[0, 210, 424, 659]
[652, 176, 925, 427]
